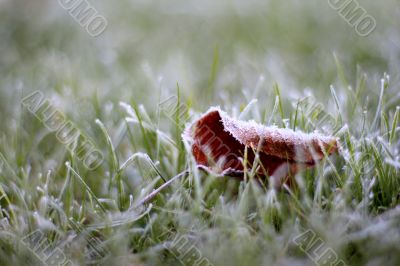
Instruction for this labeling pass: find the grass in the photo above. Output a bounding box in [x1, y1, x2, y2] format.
[0, 0, 400, 265]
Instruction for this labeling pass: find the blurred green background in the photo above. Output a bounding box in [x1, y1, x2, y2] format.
[1, 0, 399, 111]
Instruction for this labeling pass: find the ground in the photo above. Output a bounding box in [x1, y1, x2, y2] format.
[0, 0, 400, 265]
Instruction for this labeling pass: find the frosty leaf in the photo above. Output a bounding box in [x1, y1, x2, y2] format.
[183, 107, 339, 185]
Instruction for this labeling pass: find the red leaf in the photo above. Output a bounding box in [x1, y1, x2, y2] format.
[183, 107, 339, 186]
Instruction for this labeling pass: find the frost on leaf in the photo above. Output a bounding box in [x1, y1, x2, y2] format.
[183, 107, 339, 186]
